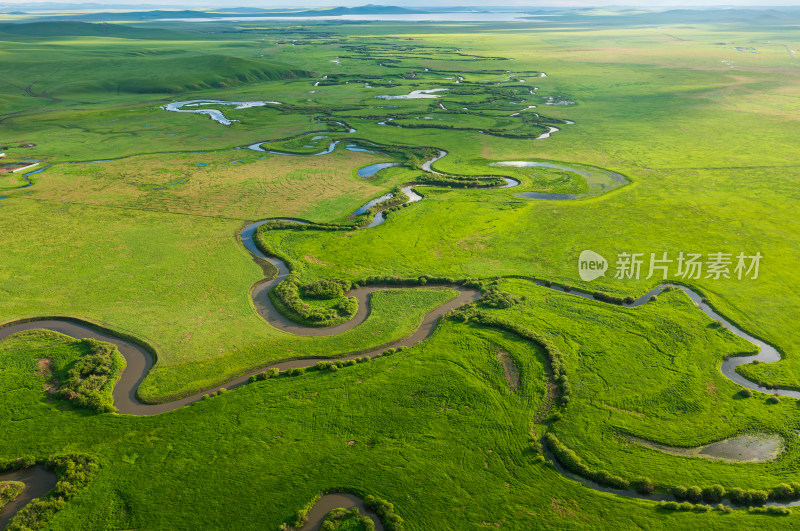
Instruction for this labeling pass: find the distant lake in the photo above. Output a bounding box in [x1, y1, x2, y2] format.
[160, 13, 558, 23]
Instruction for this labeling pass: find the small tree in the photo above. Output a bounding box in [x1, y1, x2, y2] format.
[672, 485, 688, 500]
[632, 476, 655, 495]
[703, 484, 725, 503]
[686, 486, 703, 502]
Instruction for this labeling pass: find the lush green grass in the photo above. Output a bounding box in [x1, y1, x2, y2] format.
[2, 313, 792, 529]
[140, 287, 460, 402]
[491, 280, 800, 491]
[0, 197, 459, 401]
[2, 12, 800, 528]
[18, 146, 401, 220]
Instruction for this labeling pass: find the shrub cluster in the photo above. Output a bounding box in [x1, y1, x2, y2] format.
[631, 476, 656, 495]
[316, 357, 371, 371]
[249, 357, 375, 384]
[673, 482, 800, 506]
[661, 501, 790, 515]
[279, 504, 313, 530]
[749, 506, 791, 516]
[378, 347, 407, 357]
[728, 488, 769, 506]
[592, 292, 626, 305]
[321, 507, 376, 531]
[248, 368, 281, 383]
[7, 454, 98, 531]
[0, 456, 37, 471]
[481, 288, 522, 309]
[544, 433, 630, 490]
[364, 494, 404, 531]
[302, 278, 352, 299]
[200, 387, 228, 400]
[258, 187, 413, 236]
[273, 276, 358, 325]
[57, 339, 124, 413]
[659, 501, 712, 512]
[259, 219, 357, 232]
[415, 174, 506, 189]
[356, 275, 459, 287]
[0, 481, 24, 509]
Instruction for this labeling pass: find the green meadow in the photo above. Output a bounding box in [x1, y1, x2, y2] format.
[1, 9, 800, 529]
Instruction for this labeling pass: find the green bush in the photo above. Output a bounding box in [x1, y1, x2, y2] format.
[302, 278, 352, 299]
[686, 486, 703, 502]
[56, 339, 125, 413]
[740, 388, 754, 398]
[7, 454, 98, 531]
[703, 485, 725, 503]
[749, 506, 790, 515]
[672, 485, 688, 500]
[750, 490, 769, 505]
[632, 476, 655, 495]
[592, 292, 625, 305]
[273, 277, 352, 325]
[727, 487, 747, 505]
[767, 395, 781, 404]
[728, 488, 769, 506]
[364, 494, 405, 531]
[544, 433, 632, 491]
[316, 361, 339, 372]
[320, 506, 376, 531]
[251, 368, 280, 381]
[481, 288, 522, 309]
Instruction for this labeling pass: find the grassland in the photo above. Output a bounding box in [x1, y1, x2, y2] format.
[1, 10, 800, 529]
[2, 311, 793, 530]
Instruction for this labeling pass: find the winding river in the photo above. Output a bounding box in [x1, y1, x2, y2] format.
[162, 100, 282, 125]
[0, 467, 57, 529]
[298, 493, 383, 531]
[0, 121, 794, 524]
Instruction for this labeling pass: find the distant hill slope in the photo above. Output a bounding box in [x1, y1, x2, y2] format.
[553, 7, 798, 26]
[0, 21, 185, 39]
[18, 4, 428, 22]
[215, 5, 427, 15]
[108, 54, 311, 94]
[0, 23, 312, 96]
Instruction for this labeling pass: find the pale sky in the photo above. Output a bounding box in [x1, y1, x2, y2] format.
[2, 0, 798, 7]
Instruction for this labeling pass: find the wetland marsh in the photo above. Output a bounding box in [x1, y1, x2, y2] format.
[1, 7, 800, 530]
